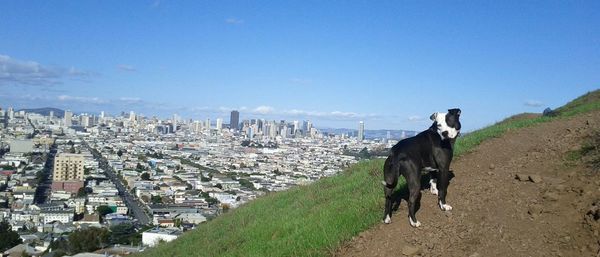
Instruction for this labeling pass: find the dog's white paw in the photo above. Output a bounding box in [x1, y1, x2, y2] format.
[430, 187, 439, 195]
[383, 215, 391, 224]
[429, 179, 438, 195]
[409, 217, 421, 227]
[439, 201, 453, 211]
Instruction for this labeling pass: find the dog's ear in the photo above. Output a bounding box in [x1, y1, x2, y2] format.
[448, 108, 461, 116]
[430, 112, 438, 121]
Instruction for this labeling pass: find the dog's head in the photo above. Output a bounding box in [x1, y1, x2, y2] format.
[430, 108, 461, 140]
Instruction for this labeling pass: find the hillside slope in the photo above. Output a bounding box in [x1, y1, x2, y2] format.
[139, 90, 600, 257]
[336, 108, 600, 256]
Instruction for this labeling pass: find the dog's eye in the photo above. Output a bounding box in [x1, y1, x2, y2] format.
[437, 124, 442, 128]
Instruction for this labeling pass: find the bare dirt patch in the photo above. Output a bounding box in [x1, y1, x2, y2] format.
[335, 111, 600, 257]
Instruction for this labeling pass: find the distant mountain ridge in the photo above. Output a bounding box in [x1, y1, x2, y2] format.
[19, 107, 65, 118]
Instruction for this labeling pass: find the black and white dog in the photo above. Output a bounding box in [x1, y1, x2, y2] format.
[383, 108, 461, 227]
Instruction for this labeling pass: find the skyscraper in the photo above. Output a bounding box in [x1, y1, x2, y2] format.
[248, 127, 254, 139]
[293, 120, 299, 135]
[269, 121, 277, 139]
[216, 118, 223, 130]
[7, 107, 14, 120]
[130, 111, 136, 122]
[64, 110, 73, 127]
[230, 110, 239, 131]
[358, 121, 365, 141]
[81, 115, 90, 127]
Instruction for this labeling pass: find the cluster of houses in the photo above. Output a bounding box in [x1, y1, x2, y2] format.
[0, 108, 386, 256]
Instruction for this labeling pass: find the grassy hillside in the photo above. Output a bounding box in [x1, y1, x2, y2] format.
[139, 90, 600, 257]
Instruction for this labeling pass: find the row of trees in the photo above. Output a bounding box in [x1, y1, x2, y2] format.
[48, 223, 143, 256]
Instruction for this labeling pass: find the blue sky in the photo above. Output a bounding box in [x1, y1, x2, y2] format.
[1, 1, 599, 131]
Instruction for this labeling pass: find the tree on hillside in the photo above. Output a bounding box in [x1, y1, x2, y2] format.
[117, 149, 123, 158]
[0, 221, 22, 251]
[96, 205, 114, 217]
[136, 162, 145, 172]
[76, 187, 88, 198]
[151, 195, 163, 205]
[68, 227, 109, 254]
[109, 223, 138, 245]
[358, 147, 371, 159]
[141, 172, 151, 181]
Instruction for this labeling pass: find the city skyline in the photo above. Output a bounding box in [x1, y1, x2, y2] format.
[1, 2, 599, 131]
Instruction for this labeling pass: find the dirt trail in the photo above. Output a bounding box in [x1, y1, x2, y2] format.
[336, 111, 600, 257]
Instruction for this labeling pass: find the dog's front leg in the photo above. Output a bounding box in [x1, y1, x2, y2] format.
[434, 148, 453, 211]
[437, 168, 453, 211]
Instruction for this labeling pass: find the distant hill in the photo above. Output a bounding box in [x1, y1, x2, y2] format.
[319, 128, 417, 140]
[19, 107, 65, 118]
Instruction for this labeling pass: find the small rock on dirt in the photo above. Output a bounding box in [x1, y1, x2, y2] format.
[402, 245, 422, 256]
[543, 192, 560, 201]
[528, 204, 543, 218]
[515, 173, 529, 181]
[529, 175, 543, 183]
[489, 164, 495, 170]
[469, 253, 481, 257]
[554, 184, 566, 191]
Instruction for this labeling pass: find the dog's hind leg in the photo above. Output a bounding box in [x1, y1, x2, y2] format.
[428, 169, 439, 195]
[383, 157, 397, 224]
[404, 162, 422, 227]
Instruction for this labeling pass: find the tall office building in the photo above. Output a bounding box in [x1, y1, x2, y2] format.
[7, 107, 14, 120]
[304, 120, 312, 137]
[230, 110, 239, 131]
[64, 110, 73, 127]
[216, 118, 223, 130]
[293, 120, 299, 135]
[81, 115, 90, 127]
[205, 119, 211, 131]
[51, 153, 85, 193]
[130, 111, 136, 122]
[269, 121, 277, 138]
[193, 121, 201, 132]
[358, 121, 365, 141]
[248, 127, 254, 139]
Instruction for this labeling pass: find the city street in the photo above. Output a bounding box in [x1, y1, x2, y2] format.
[82, 140, 151, 225]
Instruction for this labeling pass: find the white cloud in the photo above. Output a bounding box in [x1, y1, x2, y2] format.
[408, 115, 425, 122]
[0, 54, 94, 86]
[119, 97, 142, 103]
[117, 64, 136, 72]
[252, 106, 274, 115]
[225, 18, 244, 24]
[57, 95, 107, 104]
[151, 0, 161, 8]
[524, 100, 543, 107]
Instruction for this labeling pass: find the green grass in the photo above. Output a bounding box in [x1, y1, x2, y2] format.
[455, 89, 600, 156]
[140, 160, 387, 257]
[140, 89, 600, 257]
